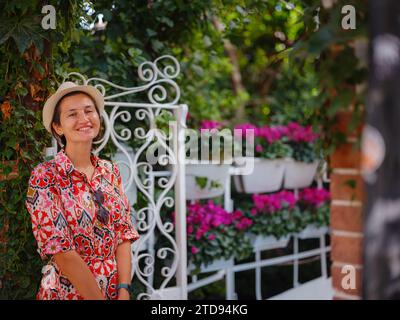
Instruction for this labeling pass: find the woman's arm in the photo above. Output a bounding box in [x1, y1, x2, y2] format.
[54, 250, 105, 300]
[115, 240, 132, 300]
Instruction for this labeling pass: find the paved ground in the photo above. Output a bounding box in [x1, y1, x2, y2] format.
[268, 277, 334, 300]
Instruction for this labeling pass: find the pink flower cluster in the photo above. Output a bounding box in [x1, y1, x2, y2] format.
[256, 126, 283, 144]
[234, 122, 319, 144]
[232, 210, 253, 230]
[299, 188, 330, 208]
[251, 190, 297, 214]
[234, 123, 257, 133]
[187, 201, 253, 251]
[284, 122, 319, 143]
[234, 123, 283, 144]
[200, 120, 223, 130]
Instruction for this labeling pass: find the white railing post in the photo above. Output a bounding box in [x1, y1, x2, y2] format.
[174, 104, 188, 299]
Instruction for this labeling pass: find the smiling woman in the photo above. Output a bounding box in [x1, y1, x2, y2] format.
[25, 82, 140, 300]
[51, 92, 101, 148]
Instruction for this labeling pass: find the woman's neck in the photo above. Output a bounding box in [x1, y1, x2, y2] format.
[64, 143, 93, 169]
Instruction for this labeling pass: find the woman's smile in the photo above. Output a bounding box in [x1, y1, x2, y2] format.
[77, 125, 94, 133]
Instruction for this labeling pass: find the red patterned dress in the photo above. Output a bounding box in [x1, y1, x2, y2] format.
[25, 148, 140, 300]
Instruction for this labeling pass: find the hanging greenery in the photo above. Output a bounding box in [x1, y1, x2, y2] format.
[290, 0, 368, 156]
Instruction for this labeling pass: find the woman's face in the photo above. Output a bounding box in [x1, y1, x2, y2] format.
[52, 93, 101, 146]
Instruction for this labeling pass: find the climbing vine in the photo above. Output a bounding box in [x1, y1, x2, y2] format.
[0, 0, 83, 299]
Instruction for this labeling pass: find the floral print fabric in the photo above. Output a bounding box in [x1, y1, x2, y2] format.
[25, 148, 140, 300]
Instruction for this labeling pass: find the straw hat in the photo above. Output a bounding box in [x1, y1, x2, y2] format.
[42, 81, 104, 133]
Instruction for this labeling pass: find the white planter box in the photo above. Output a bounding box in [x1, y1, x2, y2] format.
[247, 233, 290, 252]
[283, 159, 319, 189]
[297, 226, 329, 239]
[188, 257, 234, 273]
[185, 161, 230, 200]
[233, 157, 285, 193]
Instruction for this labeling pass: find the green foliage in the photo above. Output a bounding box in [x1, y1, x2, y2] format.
[289, 141, 318, 163]
[70, 1, 313, 127]
[290, 0, 368, 154]
[299, 204, 330, 229]
[257, 140, 293, 159]
[0, 0, 83, 299]
[244, 204, 304, 239]
[189, 227, 253, 273]
[267, 63, 323, 126]
[0, 15, 47, 54]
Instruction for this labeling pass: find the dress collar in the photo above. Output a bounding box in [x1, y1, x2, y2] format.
[54, 147, 109, 178]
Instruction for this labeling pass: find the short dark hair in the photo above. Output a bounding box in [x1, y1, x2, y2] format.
[51, 91, 104, 148]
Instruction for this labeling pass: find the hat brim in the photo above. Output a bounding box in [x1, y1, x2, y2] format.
[43, 85, 105, 133]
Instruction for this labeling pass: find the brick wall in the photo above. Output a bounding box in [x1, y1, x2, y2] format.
[329, 111, 364, 299]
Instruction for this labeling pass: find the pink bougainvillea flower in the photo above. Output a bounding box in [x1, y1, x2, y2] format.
[251, 190, 297, 214]
[299, 187, 330, 207]
[208, 234, 216, 241]
[257, 125, 283, 144]
[235, 217, 253, 231]
[232, 210, 243, 220]
[191, 246, 200, 254]
[285, 122, 319, 143]
[250, 208, 258, 216]
[255, 144, 263, 153]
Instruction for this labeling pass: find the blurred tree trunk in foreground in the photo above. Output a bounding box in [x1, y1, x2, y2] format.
[364, 0, 400, 299]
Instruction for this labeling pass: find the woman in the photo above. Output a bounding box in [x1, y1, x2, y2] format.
[25, 81, 140, 300]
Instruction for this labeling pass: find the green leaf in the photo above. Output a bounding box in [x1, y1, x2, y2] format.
[102, 9, 113, 21]
[151, 39, 164, 51]
[160, 17, 174, 28]
[344, 179, 357, 189]
[194, 176, 208, 189]
[236, 5, 246, 16]
[146, 28, 157, 37]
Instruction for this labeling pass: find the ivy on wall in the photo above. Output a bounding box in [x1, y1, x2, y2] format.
[0, 0, 83, 299]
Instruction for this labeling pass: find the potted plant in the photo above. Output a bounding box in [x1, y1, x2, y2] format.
[233, 123, 291, 193]
[185, 120, 232, 200]
[185, 200, 253, 274]
[241, 190, 302, 251]
[296, 187, 330, 239]
[282, 122, 321, 189]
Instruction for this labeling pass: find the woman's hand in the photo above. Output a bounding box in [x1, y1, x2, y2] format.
[53, 250, 106, 300]
[117, 288, 130, 300]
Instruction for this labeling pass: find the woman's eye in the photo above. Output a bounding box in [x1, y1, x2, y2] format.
[68, 113, 76, 117]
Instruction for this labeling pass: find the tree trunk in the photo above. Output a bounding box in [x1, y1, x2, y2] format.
[364, 0, 400, 299]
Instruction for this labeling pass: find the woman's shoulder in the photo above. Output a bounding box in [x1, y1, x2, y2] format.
[28, 159, 58, 187]
[30, 158, 57, 175]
